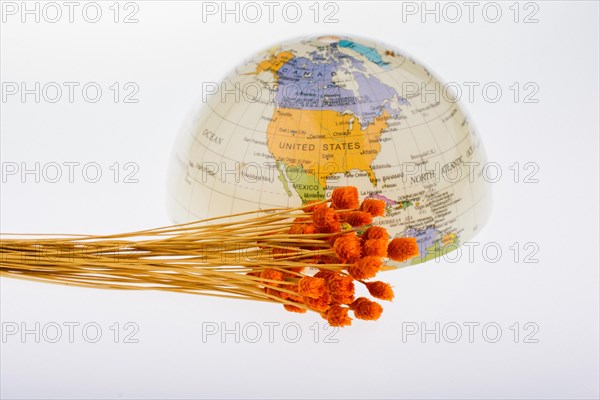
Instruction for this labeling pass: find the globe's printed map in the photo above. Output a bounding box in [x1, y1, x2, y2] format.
[168, 36, 492, 267]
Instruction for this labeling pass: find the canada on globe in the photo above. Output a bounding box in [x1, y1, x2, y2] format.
[167, 35, 492, 267]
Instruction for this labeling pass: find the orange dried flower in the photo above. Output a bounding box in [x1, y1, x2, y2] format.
[325, 305, 352, 327]
[304, 290, 331, 312]
[280, 285, 304, 302]
[326, 274, 355, 305]
[362, 226, 390, 241]
[297, 276, 326, 299]
[366, 281, 395, 301]
[362, 239, 388, 257]
[360, 199, 386, 217]
[347, 256, 382, 280]
[388, 237, 420, 262]
[316, 221, 342, 234]
[315, 269, 336, 280]
[302, 200, 322, 213]
[266, 287, 283, 298]
[288, 224, 305, 235]
[260, 269, 284, 282]
[343, 211, 373, 227]
[301, 224, 316, 234]
[350, 297, 369, 309]
[312, 204, 340, 232]
[351, 297, 383, 320]
[288, 223, 316, 235]
[284, 304, 307, 313]
[260, 269, 284, 295]
[332, 233, 362, 263]
[331, 186, 359, 210]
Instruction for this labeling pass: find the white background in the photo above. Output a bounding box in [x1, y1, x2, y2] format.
[1, 1, 599, 399]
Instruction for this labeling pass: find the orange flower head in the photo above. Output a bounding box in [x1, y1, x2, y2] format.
[314, 269, 336, 280]
[312, 204, 341, 232]
[302, 200, 322, 213]
[265, 287, 283, 298]
[332, 233, 362, 263]
[350, 297, 369, 309]
[388, 237, 420, 262]
[280, 285, 304, 302]
[297, 276, 326, 299]
[302, 224, 316, 234]
[362, 239, 388, 257]
[288, 224, 305, 235]
[360, 199, 386, 217]
[316, 220, 342, 234]
[284, 304, 307, 314]
[344, 211, 373, 227]
[351, 297, 384, 321]
[348, 256, 382, 280]
[260, 269, 284, 296]
[327, 274, 355, 305]
[366, 281, 395, 301]
[331, 186, 359, 210]
[362, 226, 390, 241]
[288, 223, 316, 235]
[311, 203, 328, 223]
[260, 269, 284, 283]
[325, 305, 352, 327]
[304, 290, 331, 312]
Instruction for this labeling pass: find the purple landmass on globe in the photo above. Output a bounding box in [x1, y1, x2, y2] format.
[273, 44, 405, 126]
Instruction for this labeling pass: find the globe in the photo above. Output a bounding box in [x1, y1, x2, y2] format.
[167, 35, 492, 267]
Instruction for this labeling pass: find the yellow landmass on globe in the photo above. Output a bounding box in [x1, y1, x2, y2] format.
[267, 108, 389, 201]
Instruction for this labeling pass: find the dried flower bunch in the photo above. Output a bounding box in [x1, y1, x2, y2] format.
[0, 187, 419, 327]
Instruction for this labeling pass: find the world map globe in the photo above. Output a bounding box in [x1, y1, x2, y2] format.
[167, 35, 492, 267]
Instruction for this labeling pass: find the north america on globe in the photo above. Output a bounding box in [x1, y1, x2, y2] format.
[252, 40, 406, 202]
[168, 35, 492, 267]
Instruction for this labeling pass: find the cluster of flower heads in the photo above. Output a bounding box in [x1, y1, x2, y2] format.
[255, 186, 420, 328]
